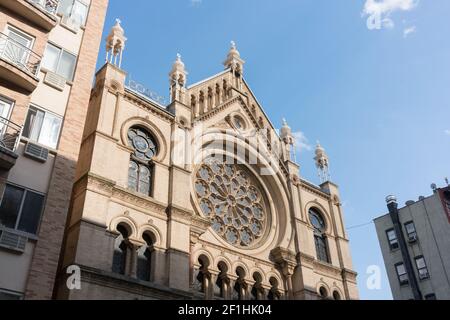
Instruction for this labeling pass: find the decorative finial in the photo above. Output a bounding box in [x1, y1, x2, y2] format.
[105, 18, 127, 68]
[445, 177, 449, 186]
[282, 118, 288, 126]
[231, 40, 236, 49]
[176, 53, 182, 61]
[314, 141, 330, 183]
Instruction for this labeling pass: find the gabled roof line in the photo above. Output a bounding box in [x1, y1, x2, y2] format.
[242, 77, 279, 137]
[187, 68, 231, 89]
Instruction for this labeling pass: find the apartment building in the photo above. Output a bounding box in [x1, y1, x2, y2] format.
[0, 0, 108, 299]
[374, 184, 450, 300]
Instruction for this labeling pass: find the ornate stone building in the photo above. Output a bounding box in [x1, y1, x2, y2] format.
[56, 22, 359, 300]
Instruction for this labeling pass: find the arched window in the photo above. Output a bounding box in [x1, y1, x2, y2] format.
[251, 273, 263, 300]
[214, 262, 228, 299]
[112, 223, 131, 275]
[233, 267, 246, 300]
[309, 208, 330, 263]
[268, 277, 280, 300]
[333, 290, 341, 300]
[137, 232, 154, 282]
[127, 127, 157, 196]
[319, 286, 328, 299]
[193, 256, 210, 296]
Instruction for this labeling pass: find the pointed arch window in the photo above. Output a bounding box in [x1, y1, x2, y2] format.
[309, 208, 330, 264]
[127, 127, 157, 196]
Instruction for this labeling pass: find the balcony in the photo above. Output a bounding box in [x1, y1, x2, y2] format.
[0, 117, 22, 171]
[0, 32, 41, 92]
[1, 0, 59, 31]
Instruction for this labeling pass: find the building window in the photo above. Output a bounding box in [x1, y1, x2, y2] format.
[136, 232, 154, 282]
[0, 96, 13, 120]
[41, 43, 77, 81]
[0, 184, 45, 235]
[112, 224, 131, 275]
[415, 256, 430, 280]
[395, 263, 409, 286]
[22, 105, 62, 149]
[309, 208, 330, 263]
[214, 262, 228, 299]
[57, 0, 89, 27]
[267, 277, 281, 300]
[127, 127, 157, 196]
[386, 229, 399, 250]
[1, 26, 34, 68]
[404, 222, 418, 243]
[193, 256, 210, 296]
[250, 273, 263, 301]
[319, 286, 328, 299]
[333, 291, 341, 300]
[425, 294, 437, 300]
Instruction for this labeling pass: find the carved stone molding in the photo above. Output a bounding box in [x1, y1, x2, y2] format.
[167, 204, 194, 223]
[124, 90, 174, 123]
[270, 247, 297, 275]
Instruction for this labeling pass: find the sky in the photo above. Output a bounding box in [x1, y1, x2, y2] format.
[96, 0, 450, 300]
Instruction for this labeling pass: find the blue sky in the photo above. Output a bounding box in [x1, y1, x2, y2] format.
[97, 0, 450, 300]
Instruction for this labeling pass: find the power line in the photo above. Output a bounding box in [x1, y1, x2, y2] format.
[347, 221, 374, 230]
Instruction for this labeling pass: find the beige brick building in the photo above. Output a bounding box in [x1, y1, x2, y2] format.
[0, 0, 108, 299]
[55, 22, 359, 300]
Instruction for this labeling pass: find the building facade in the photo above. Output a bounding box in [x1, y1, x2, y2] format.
[55, 22, 359, 300]
[0, 0, 108, 299]
[374, 185, 450, 300]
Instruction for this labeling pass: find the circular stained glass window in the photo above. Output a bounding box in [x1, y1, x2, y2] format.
[127, 127, 157, 161]
[194, 157, 268, 248]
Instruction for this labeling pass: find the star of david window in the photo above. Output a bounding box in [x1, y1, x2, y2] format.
[194, 157, 268, 248]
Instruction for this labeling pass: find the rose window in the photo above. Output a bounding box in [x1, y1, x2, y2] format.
[194, 157, 268, 248]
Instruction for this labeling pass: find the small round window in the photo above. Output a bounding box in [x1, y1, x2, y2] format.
[233, 115, 246, 131]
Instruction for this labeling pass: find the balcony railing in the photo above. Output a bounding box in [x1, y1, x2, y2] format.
[0, 33, 41, 78]
[0, 117, 22, 154]
[26, 0, 60, 16]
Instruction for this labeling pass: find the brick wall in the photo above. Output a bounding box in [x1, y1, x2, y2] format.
[24, 0, 109, 299]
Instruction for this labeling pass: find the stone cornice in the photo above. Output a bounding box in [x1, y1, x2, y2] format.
[167, 204, 194, 223]
[300, 180, 331, 200]
[124, 91, 174, 123]
[76, 172, 168, 218]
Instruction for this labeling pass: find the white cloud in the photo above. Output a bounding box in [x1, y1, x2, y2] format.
[445, 130, 450, 136]
[292, 131, 312, 152]
[363, 0, 419, 30]
[403, 26, 417, 37]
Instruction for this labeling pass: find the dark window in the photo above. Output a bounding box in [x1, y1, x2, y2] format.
[415, 256, 430, 280]
[112, 224, 130, 275]
[333, 291, 341, 300]
[386, 229, 399, 250]
[395, 263, 409, 286]
[137, 233, 154, 282]
[214, 262, 228, 298]
[404, 222, 418, 243]
[425, 294, 437, 300]
[127, 127, 157, 197]
[309, 208, 330, 263]
[319, 286, 328, 299]
[0, 184, 45, 235]
[268, 277, 280, 300]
